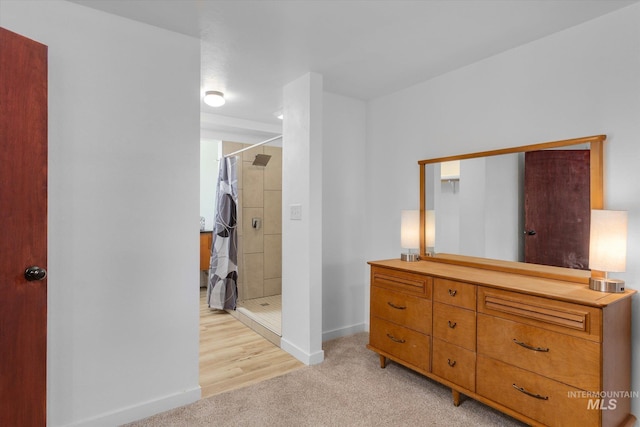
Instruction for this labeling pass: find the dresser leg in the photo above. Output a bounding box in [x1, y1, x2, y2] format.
[452, 390, 461, 407]
[379, 355, 387, 368]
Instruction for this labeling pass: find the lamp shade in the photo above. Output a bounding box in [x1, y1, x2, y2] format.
[425, 209, 436, 248]
[589, 209, 627, 272]
[401, 210, 420, 249]
[441, 160, 460, 180]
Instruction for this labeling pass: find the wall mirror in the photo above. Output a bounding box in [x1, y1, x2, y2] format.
[419, 135, 605, 281]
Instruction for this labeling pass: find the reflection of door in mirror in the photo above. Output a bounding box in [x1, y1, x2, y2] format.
[524, 150, 590, 269]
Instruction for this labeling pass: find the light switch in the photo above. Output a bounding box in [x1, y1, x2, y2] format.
[290, 204, 302, 220]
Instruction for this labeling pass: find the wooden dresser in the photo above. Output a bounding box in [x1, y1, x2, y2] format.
[367, 258, 636, 427]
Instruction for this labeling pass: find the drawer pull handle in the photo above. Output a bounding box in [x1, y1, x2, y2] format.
[386, 333, 406, 344]
[447, 359, 456, 367]
[448, 321, 457, 329]
[513, 338, 549, 352]
[387, 302, 406, 310]
[512, 384, 549, 400]
[448, 289, 457, 296]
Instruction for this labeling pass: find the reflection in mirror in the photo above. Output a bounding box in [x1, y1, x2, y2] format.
[419, 135, 605, 274]
[425, 154, 524, 262]
[524, 149, 591, 269]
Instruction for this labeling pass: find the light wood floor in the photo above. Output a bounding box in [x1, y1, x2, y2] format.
[199, 289, 304, 398]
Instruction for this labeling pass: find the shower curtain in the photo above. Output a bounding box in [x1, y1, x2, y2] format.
[207, 155, 239, 310]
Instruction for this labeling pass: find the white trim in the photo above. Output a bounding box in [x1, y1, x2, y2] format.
[280, 337, 325, 365]
[62, 387, 201, 427]
[322, 323, 366, 342]
[200, 112, 282, 135]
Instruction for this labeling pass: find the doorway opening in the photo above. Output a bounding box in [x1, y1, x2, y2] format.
[200, 139, 282, 344]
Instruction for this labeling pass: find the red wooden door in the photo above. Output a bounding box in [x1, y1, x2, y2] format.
[0, 27, 48, 426]
[524, 150, 590, 269]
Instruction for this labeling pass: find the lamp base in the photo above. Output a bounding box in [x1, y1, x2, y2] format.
[400, 253, 420, 262]
[589, 277, 625, 293]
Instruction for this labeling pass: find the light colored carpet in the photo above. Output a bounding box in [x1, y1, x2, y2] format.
[124, 333, 525, 426]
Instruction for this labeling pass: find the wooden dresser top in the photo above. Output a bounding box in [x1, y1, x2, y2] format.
[369, 259, 635, 307]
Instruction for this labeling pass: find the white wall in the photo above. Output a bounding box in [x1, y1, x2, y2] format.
[433, 164, 460, 254]
[459, 157, 486, 257]
[322, 92, 368, 340]
[367, 2, 640, 415]
[200, 139, 220, 231]
[483, 154, 521, 261]
[281, 72, 324, 364]
[1, 1, 201, 425]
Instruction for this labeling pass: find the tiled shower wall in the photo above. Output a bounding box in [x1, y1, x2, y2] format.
[222, 141, 282, 300]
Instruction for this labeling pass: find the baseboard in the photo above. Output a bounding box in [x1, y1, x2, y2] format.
[322, 322, 366, 342]
[280, 337, 325, 365]
[62, 386, 201, 427]
[280, 324, 366, 365]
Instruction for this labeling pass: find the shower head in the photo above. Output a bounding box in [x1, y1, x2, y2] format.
[252, 154, 271, 167]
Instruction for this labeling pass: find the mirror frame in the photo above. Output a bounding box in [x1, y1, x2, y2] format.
[418, 135, 605, 283]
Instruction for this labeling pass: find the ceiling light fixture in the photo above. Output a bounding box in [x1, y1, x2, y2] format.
[204, 90, 225, 107]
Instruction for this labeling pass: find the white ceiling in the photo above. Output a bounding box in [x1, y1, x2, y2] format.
[69, 0, 638, 140]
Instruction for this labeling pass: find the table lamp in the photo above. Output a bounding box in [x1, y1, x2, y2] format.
[589, 209, 627, 293]
[401, 210, 420, 262]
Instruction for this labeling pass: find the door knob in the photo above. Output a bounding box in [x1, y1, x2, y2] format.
[524, 230, 537, 236]
[25, 266, 47, 281]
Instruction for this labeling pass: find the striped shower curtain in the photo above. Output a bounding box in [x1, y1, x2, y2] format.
[207, 155, 239, 310]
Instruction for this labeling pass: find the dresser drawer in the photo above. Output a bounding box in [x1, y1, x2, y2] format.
[371, 286, 432, 335]
[477, 355, 599, 427]
[369, 317, 430, 372]
[433, 278, 476, 310]
[433, 302, 476, 351]
[477, 314, 600, 391]
[371, 266, 432, 297]
[432, 338, 475, 392]
[478, 286, 602, 341]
